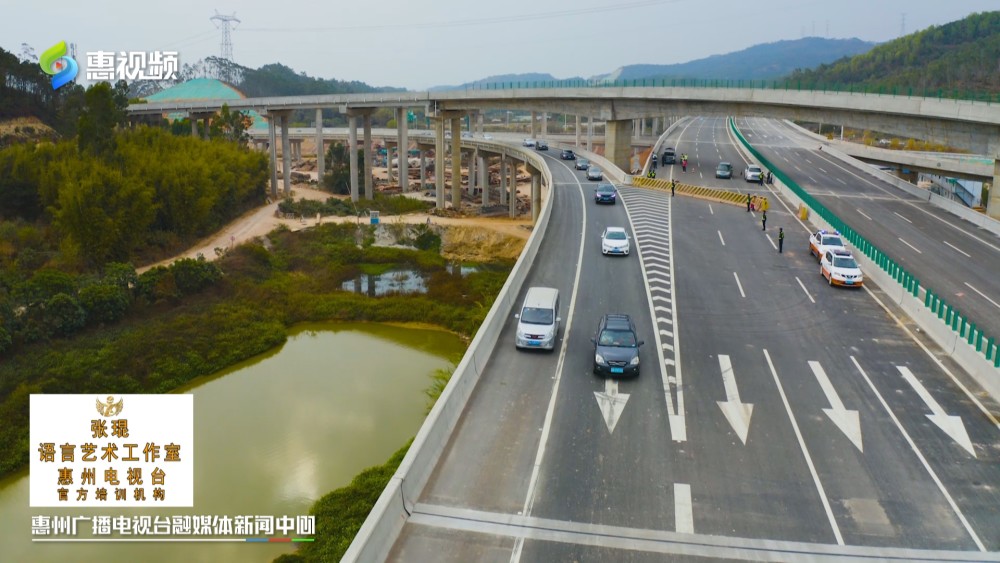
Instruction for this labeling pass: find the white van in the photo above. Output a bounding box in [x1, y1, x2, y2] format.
[514, 287, 560, 350]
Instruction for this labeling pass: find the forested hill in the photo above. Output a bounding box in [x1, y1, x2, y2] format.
[787, 11, 1000, 92]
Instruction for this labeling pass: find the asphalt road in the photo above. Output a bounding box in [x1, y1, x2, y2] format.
[738, 117, 1000, 354]
[386, 126, 1000, 562]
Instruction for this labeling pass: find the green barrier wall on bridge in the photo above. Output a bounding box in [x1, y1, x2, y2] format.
[729, 118, 999, 369]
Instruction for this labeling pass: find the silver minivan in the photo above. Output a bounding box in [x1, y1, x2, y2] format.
[514, 287, 560, 350]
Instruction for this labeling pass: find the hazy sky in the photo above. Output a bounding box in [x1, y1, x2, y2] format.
[4, 1, 996, 90]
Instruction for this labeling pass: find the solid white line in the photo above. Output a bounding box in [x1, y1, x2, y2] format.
[856, 209, 872, 220]
[943, 241, 971, 258]
[765, 234, 777, 250]
[764, 349, 844, 545]
[718, 230, 726, 246]
[510, 160, 587, 563]
[850, 357, 986, 551]
[733, 272, 746, 298]
[964, 282, 1000, 310]
[898, 237, 923, 254]
[795, 276, 816, 304]
[674, 483, 694, 534]
[893, 211, 913, 224]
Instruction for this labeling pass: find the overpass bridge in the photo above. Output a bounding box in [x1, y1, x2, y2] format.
[128, 85, 1000, 218]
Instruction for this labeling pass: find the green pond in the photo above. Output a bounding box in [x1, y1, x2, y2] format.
[0, 322, 464, 563]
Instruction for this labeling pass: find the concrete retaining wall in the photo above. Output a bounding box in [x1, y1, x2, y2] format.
[340, 143, 556, 563]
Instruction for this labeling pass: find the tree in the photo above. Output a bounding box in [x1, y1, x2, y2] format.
[77, 82, 125, 158]
[44, 293, 85, 336]
[322, 143, 364, 195]
[209, 104, 252, 146]
[78, 283, 129, 325]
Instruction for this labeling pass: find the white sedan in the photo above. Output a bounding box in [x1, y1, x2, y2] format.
[522, 138, 536, 147]
[821, 249, 863, 287]
[601, 227, 630, 256]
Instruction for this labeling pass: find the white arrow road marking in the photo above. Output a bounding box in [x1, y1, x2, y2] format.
[717, 355, 754, 444]
[808, 361, 863, 452]
[898, 366, 976, 457]
[674, 483, 694, 534]
[594, 377, 630, 434]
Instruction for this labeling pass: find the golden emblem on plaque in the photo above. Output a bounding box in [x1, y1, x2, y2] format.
[96, 396, 124, 417]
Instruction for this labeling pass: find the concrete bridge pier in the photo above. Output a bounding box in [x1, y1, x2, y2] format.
[396, 107, 409, 191]
[477, 113, 484, 135]
[479, 153, 488, 206]
[363, 113, 374, 200]
[542, 112, 548, 137]
[434, 117, 446, 209]
[468, 148, 478, 196]
[508, 158, 517, 218]
[605, 119, 633, 173]
[348, 114, 359, 202]
[450, 116, 462, 210]
[499, 154, 508, 206]
[315, 109, 324, 179]
[267, 115, 278, 199]
[280, 112, 292, 196]
[587, 117, 594, 151]
[575, 115, 581, 146]
[530, 111, 538, 138]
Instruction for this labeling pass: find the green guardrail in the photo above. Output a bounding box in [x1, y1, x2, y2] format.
[471, 79, 1000, 105]
[729, 118, 999, 369]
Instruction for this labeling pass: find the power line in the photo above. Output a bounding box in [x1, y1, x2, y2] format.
[241, 0, 677, 33]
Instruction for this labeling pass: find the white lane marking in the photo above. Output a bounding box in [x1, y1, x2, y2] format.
[897, 366, 976, 457]
[733, 272, 746, 298]
[809, 361, 863, 452]
[718, 230, 726, 246]
[856, 209, 873, 221]
[943, 241, 971, 258]
[795, 276, 816, 304]
[765, 234, 777, 250]
[709, 204, 714, 215]
[818, 167, 827, 173]
[764, 349, 844, 545]
[963, 282, 1000, 310]
[717, 355, 753, 445]
[594, 378, 630, 434]
[836, 178, 847, 185]
[674, 483, 694, 534]
[511, 160, 587, 563]
[851, 357, 986, 551]
[893, 211, 913, 224]
[898, 237, 922, 254]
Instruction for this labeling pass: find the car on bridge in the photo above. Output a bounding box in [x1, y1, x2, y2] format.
[587, 166, 603, 181]
[662, 147, 676, 164]
[522, 138, 536, 147]
[514, 287, 561, 350]
[821, 249, 864, 287]
[594, 183, 616, 204]
[809, 229, 847, 261]
[560, 149, 576, 160]
[601, 227, 630, 256]
[536, 140, 549, 150]
[592, 314, 644, 377]
[716, 162, 733, 179]
[744, 164, 763, 183]
[575, 158, 591, 171]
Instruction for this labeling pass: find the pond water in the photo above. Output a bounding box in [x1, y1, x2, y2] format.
[0, 322, 464, 563]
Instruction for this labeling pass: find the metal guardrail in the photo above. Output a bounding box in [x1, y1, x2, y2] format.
[461, 79, 1000, 105]
[729, 118, 999, 371]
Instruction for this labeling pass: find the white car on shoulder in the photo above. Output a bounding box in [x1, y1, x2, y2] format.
[744, 164, 763, 182]
[821, 249, 864, 287]
[522, 138, 536, 147]
[808, 229, 847, 261]
[601, 227, 630, 256]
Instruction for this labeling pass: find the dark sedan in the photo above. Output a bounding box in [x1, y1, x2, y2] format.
[592, 314, 644, 377]
[594, 183, 617, 204]
[560, 149, 576, 160]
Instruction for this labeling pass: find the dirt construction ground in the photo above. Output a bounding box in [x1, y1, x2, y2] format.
[139, 181, 541, 273]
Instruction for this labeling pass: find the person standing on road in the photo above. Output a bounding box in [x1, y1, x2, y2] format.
[762, 210, 767, 231]
[746, 193, 752, 212]
[671, 178, 676, 197]
[778, 227, 784, 253]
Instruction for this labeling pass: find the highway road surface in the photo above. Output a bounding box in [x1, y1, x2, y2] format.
[385, 126, 1000, 562]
